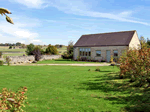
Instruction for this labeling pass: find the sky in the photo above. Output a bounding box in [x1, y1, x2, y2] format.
[0, 0, 150, 45]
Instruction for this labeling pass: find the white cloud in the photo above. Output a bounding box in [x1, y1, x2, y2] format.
[14, 30, 38, 39]
[48, 0, 150, 26]
[10, 0, 49, 9]
[118, 11, 133, 17]
[0, 15, 45, 45]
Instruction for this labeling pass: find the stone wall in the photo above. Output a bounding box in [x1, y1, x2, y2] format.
[4, 55, 61, 64]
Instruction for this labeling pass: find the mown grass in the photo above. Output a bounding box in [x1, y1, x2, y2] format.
[0, 65, 149, 112]
[36, 58, 108, 64]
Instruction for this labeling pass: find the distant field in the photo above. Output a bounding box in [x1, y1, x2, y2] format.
[0, 46, 67, 57]
[2, 53, 27, 59]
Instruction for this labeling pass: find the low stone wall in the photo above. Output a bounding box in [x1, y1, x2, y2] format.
[3, 55, 61, 64]
[39, 55, 61, 61]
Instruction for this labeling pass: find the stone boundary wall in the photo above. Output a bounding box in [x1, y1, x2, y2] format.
[2, 55, 61, 64]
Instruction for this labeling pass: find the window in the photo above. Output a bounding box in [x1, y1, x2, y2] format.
[114, 50, 118, 56]
[79, 48, 91, 56]
[79, 48, 82, 56]
[88, 48, 91, 56]
[85, 48, 88, 56]
[82, 48, 85, 56]
[96, 51, 101, 56]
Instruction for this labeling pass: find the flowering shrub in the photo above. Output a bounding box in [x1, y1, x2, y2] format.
[117, 38, 150, 87]
[0, 86, 28, 112]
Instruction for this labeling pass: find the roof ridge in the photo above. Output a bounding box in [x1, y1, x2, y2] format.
[82, 30, 136, 36]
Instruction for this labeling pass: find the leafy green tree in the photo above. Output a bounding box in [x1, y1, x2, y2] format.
[45, 44, 58, 55]
[9, 45, 12, 49]
[16, 42, 21, 46]
[147, 38, 150, 48]
[26, 43, 35, 55]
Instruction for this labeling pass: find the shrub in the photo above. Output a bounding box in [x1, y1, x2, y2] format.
[0, 60, 3, 66]
[95, 66, 100, 71]
[62, 40, 73, 60]
[6, 56, 11, 66]
[0, 86, 28, 111]
[80, 57, 87, 61]
[9, 45, 12, 49]
[117, 37, 150, 87]
[77, 56, 81, 61]
[61, 53, 72, 59]
[45, 44, 58, 55]
[101, 60, 106, 62]
[32, 46, 42, 61]
[0, 52, 2, 57]
[26, 43, 35, 55]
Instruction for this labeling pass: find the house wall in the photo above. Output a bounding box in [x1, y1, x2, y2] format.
[73, 46, 129, 61]
[129, 31, 141, 50]
[73, 47, 79, 60]
[91, 46, 128, 61]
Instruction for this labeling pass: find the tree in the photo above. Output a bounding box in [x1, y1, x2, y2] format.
[147, 38, 150, 48]
[26, 43, 35, 55]
[16, 42, 21, 46]
[9, 45, 12, 49]
[45, 44, 58, 55]
[0, 8, 14, 24]
[31, 46, 42, 61]
[21, 44, 26, 48]
[62, 40, 74, 60]
[67, 40, 73, 55]
[139, 36, 149, 49]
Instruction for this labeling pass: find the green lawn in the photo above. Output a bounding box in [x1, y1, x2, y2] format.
[36, 58, 109, 64]
[0, 65, 149, 112]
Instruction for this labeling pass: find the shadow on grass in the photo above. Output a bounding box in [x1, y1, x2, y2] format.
[53, 59, 72, 61]
[76, 71, 150, 112]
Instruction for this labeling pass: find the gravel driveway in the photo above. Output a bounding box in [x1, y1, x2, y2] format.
[4, 63, 111, 66]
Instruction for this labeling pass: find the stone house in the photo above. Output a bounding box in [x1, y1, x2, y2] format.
[73, 30, 141, 62]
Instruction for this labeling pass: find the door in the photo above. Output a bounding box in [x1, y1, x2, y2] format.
[106, 50, 110, 62]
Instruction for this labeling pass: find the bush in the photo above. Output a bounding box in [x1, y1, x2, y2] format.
[101, 60, 106, 62]
[117, 37, 150, 87]
[26, 43, 35, 55]
[80, 57, 87, 61]
[32, 46, 42, 61]
[45, 44, 58, 55]
[0, 60, 3, 66]
[62, 41, 73, 60]
[9, 45, 12, 49]
[77, 56, 81, 61]
[6, 56, 11, 66]
[0, 52, 2, 57]
[0, 86, 28, 111]
[95, 67, 100, 71]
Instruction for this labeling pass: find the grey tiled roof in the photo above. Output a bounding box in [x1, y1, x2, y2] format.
[74, 30, 136, 47]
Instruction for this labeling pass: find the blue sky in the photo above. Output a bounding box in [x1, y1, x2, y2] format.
[0, 0, 150, 45]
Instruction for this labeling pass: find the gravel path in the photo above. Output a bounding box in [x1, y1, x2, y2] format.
[4, 63, 111, 66]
